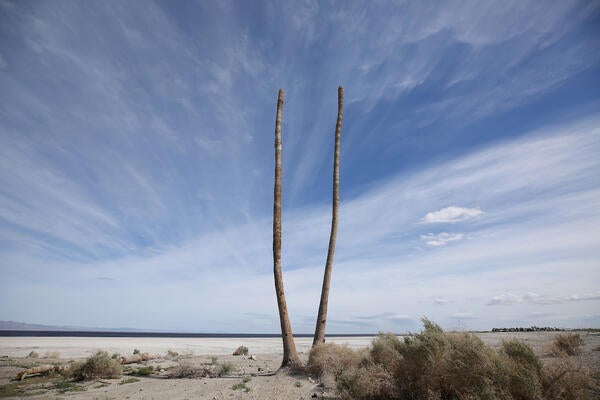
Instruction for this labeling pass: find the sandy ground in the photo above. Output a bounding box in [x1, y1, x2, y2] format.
[1, 332, 598, 399]
[0, 336, 374, 359]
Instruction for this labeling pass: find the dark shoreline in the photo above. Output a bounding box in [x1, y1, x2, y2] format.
[0, 330, 377, 338]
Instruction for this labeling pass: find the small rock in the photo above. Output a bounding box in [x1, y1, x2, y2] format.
[308, 377, 315, 384]
[311, 393, 318, 399]
[249, 354, 256, 360]
[258, 367, 263, 372]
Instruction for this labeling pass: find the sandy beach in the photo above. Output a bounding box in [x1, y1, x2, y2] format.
[0, 336, 375, 359]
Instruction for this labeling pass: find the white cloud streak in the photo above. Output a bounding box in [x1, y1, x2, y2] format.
[421, 207, 483, 224]
[420, 232, 464, 246]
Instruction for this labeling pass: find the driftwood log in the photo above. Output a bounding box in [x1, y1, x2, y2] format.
[16, 364, 68, 380]
[119, 352, 156, 364]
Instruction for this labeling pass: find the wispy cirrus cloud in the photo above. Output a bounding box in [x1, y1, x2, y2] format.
[2, 115, 599, 332]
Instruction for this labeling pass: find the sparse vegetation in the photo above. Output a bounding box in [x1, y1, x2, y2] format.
[218, 362, 234, 376]
[168, 362, 204, 379]
[167, 361, 232, 379]
[133, 366, 154, 376]
[233, 345, 249, 356]
[27, 351, 39, 358]
[551, 333, 584, 356]
[119, 377, 140, 385]
[133, 348, 140, 355]
[42, 352, 60, 359]
[232, 377, 251, 392]
[308, 318, 593, 400]
[54, 380, 85, 393]
[0, 375, 60, 398]
[68, 351, 121, 381]
[211, 356, 218, 365]
[167, 349, 179, 358]
[294, 381, 303, 387]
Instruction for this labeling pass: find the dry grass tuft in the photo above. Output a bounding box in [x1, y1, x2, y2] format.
[308, 318, 593, 400]
[551, 334, 584, 356]
[68, 351, 121, 381]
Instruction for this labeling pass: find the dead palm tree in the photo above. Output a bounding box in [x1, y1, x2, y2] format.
[272, 89, 303, 368]
[313, 86, 344, 347]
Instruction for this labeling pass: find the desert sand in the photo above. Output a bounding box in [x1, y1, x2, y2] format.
[1, 332, 598, 399]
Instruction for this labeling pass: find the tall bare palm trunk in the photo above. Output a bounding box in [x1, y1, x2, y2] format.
[313, 86, 344, 347]
[273, 89, 302, 368]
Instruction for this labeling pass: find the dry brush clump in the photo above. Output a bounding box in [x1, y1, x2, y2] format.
[308, 318, 593, 400]
[551, 333, 584, 356]
[308, 343, 366, 388]
[68, 351, 122, 381]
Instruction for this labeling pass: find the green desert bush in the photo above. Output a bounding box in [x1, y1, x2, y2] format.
[551, 334, 584, 356]
[233, 345, 249, 356]
[134, 366, 154, 376]
[69, 351, 121, 381]
[309, 318, 592, 400]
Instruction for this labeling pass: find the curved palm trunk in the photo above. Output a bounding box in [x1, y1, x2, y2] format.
[273, 89, 302, 368]
[313, 86, 344, 347]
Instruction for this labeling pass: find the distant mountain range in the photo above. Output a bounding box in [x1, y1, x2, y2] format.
[0, 320, 153, 332]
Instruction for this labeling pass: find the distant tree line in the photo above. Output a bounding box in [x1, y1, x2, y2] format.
[491, 326, 562, 332]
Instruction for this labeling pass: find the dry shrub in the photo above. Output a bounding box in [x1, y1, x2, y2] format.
[69, 351, 121, 381]
[501, 339, 543, 399]
[324, 318, 592, 400]
[308, 343, 365, 388]
[542, 357, 591, 400]
[233, 346, 249, 356]
[43, 351, 60, 359]
[27, 351, 39, 358]
[551, 334, 584, 356]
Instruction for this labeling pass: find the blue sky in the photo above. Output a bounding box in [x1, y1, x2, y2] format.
[1, 0, 599, 333]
